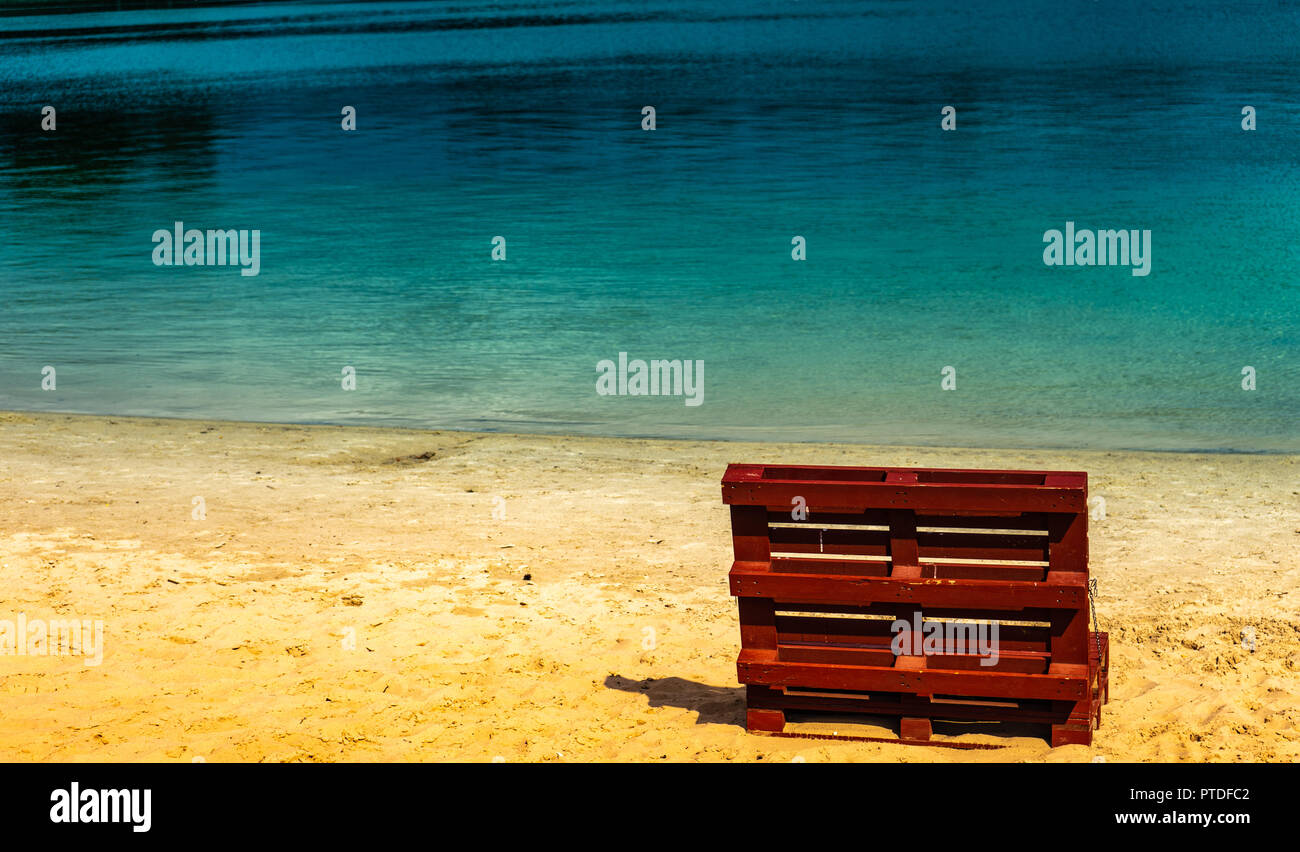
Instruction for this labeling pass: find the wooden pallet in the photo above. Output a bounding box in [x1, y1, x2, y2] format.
[723, 463, 1110, 747]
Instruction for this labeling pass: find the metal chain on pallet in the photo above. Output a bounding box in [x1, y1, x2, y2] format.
[1088, 578, 1104, 668]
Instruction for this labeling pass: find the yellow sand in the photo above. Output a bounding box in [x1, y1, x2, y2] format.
[0, 410, 1295, 762]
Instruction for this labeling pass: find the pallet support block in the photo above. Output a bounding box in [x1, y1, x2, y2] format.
[900, 717, 932, 741]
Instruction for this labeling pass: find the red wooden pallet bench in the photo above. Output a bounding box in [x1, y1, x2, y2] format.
[723, 463, 1109, 747]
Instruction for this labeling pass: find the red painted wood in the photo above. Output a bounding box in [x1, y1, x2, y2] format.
[774, 614, 1051, 652]
[900, 717, 932, 741]
[737, 649, 1088, 701]
[915, 531, 1048, 562]
[1046, 509, 1088, 583]
[914, 512, 1049, 530]
[771, 689, 1077, 725]
[723, 463, 1088, 514]
[1049, 605, 1089, 675]
[887, 508, 922, 579]
[921, 562, 1047, 582]
[724, 462, 1085, 486]
[730, 564, 1086, 609]
[725, 481, 1084, 514]
[774, 601, 1056, 623]
[738, 598, 777, 651]
[730, 505, 771, 562]
[768, 525, 891, 556]
[770, 556, 891, 577]
[766, 509, 892, 526]
[725, 462, 1103, 747]
[776, 644, 899, 668]
[747, 708, 786, 733]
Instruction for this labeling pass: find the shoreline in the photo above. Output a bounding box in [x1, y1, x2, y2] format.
[0, 409, 1296, 761]
[2, 407, 1294, 457]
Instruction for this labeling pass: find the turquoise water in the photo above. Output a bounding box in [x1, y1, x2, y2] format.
[1, 0, 1296, 451]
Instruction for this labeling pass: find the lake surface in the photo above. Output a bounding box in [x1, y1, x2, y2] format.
[1, 0, 1297, 451]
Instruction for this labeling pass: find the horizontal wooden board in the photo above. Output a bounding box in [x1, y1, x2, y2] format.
[766, 509, 893, 526]
[748, 687, 1079, 726]
[725, 463, 1085, 486]
[921, 561, 1048, 582]
[775, 614, 1052, 652]
[723, 464, 1087, 513]
[915, 530, 1047, 562]
[730, 561, 1087, 609]
[769, 525, 891, 556]
[774, 601, 1055, 623]
[915, 513, 1048, 531]
[774, 642, 1050, 674]
[769, 556, 891, 577]
[738, 648, 1088, 700]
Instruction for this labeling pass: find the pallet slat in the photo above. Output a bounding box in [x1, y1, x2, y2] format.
[738, 648, 1088, 700]
[731, 562, 1086, 609]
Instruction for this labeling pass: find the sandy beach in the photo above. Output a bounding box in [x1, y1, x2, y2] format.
[0, 409, 1295, 762]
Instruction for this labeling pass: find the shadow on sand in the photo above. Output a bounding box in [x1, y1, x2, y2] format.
[605, 675, 1048, 744]
[604, 675, 745, 726]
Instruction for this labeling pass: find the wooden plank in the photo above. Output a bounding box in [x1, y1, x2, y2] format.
[730, 562, 1086, 609]
[900, 717, 932, 740]
[916, 531, 1048, 562]
[887, 507, 922, 579]
[766, 509, 892, 526]
[920, 512, 1050, 525]
[777, 644, 898, 667]
[770, 556, 890, 577]
[769, 689, 1076, 725]
[773, 601, 1055, 623]
[722, 464, 1087, 514]
[915, 512, 1048, 531]
[1047, 509, 1088, 581]
[768, 525, 891, 557]
[775, 643, 1049, 674]
[724, 479, 1086, 514]
[737, 598, 777, 651]
[774, 615, 1051, 652]
[737, 649, 1088, 700]
[729, 505, 770, 562]
[922, 652, 1049, 674]
[724, 462, 1085, 486]
[921, 561, 1047, 582]
[1048, 601, 1089, 668]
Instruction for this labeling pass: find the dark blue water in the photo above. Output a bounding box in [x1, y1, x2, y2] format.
[1, 0, 1296, 450]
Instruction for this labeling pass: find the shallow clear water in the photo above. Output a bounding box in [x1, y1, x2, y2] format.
[1, 0, 1296, 451]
